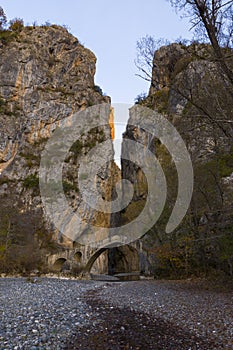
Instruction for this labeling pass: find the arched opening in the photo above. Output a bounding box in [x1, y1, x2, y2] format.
[108, 245, 140, 276]
[83, 248, 107, 273]
[52, 258, 67, 272]
[84, 245, 140, 279]
[91, 250, 108, 275]
[74, 251, 82, 263]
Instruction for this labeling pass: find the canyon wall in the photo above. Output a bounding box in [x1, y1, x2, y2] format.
[121, 43, 233, 277]
[0, 25, 116, 274]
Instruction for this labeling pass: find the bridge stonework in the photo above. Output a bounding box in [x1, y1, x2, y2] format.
[47, 240, 152, 277]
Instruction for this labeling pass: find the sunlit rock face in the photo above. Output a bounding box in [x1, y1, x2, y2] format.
[0, 25, 110, 172]
[0, 25, 119, 273]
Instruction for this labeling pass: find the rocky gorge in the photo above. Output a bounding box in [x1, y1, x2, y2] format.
[0, 23, 232, 280]
[0, 14, 232, 350]
[0, 24, 119, 275]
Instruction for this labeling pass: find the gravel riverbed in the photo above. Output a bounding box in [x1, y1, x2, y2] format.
[68, 279, 233, 350]
[100, 280, 233, 347]
[0, 278, 232, 349]
[0, 277, 104, 350]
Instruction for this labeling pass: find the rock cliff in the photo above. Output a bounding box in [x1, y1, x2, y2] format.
[1, 26, 232, 278]
[121, 43, 233, 277]
[0, 24, 117, 274]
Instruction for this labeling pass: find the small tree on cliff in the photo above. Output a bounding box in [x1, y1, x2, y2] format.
[0, 7, 7, 30]
[9, 18, 24, 32]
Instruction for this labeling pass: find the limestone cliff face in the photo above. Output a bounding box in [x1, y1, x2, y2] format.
[122, 43, 233, 277]
[138, 42, 233, 163]
[149, 43, 186, 93]
[0, 25, 115, 273]
[0, 25, 109, 171]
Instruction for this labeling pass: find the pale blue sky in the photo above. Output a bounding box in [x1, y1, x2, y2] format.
[1, 0, 192, 104]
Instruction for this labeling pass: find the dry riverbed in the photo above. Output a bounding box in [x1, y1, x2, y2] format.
[0, 278, 232, 349]
[67, 279, 233, 350]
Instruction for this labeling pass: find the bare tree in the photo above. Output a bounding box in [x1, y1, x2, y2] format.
[0, 6, 7, 30]
[135, 36, 170, 81]
[169, 0, 233, 85]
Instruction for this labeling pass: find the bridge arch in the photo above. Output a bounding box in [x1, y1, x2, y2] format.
[108, 245, 140, 275]
[83, 248, 107, 273]
[52, 258, 67, 272]
[84, 244, 140, 275]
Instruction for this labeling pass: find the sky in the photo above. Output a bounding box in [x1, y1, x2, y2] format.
[1, 0, 193, 104]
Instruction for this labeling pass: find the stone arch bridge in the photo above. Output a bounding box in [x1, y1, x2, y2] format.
[47, 238, 150, 277]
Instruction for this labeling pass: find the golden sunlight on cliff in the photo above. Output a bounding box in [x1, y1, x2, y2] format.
[109, 107, 115, 140]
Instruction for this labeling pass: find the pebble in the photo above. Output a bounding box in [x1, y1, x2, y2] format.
[1, 278, 233, 349]
[100, 280, 233, 349]
[0, 277, 104, 349]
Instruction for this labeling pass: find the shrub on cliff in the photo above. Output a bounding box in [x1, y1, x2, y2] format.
[134, 92, 147, 104]
[9, 18, 24, 32]
[94, 85, 103, 95]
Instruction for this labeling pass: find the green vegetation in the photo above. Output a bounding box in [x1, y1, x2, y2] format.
[23, 174, 39, 189]
[134, 92, 147, 104]
[134, 89, 169, 112]
[121, 200, 146, 224]
[142, 148, 233, 278]
[63, 180, 79, 193]
[214, 154, 233, 178]
[9, 18, 24, 32]
[42, 177, 79, 195]
[94, 85, 103, 95]
[0, 30, 17, 44]
[152, 89, 169, 114]
[67, 128, 106, 161]
[19, 152, 40, 167]
[70, 139, 83, 156]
